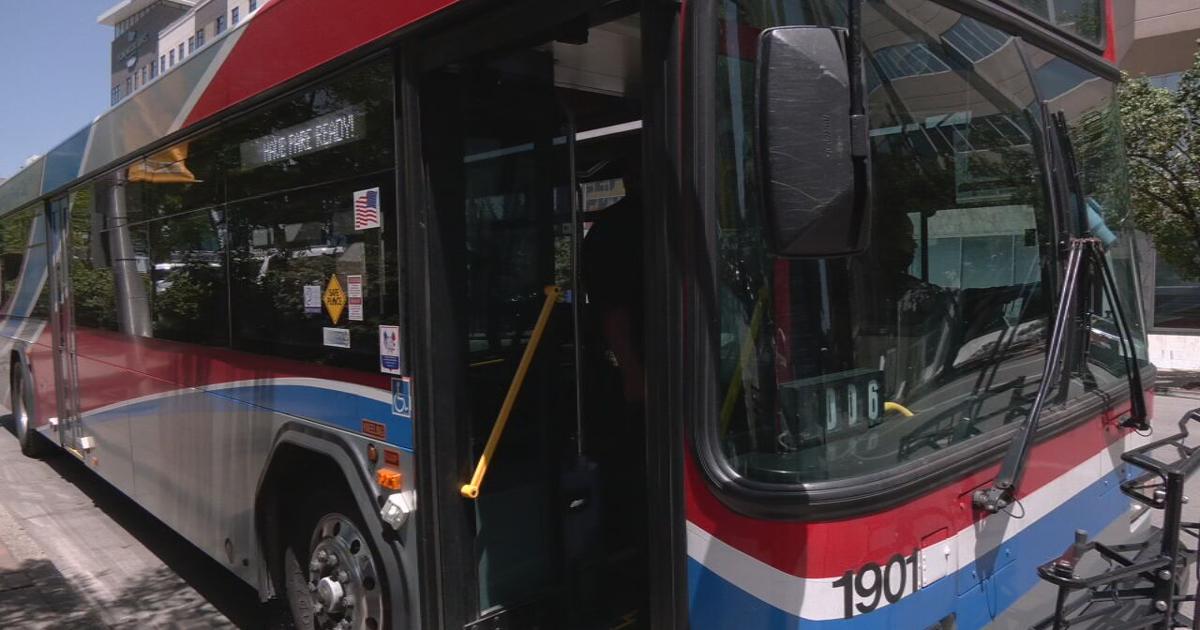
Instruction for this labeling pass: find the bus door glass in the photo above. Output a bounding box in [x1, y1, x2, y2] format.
[46, 195, 81, 448]
[421, 7, 648, 627]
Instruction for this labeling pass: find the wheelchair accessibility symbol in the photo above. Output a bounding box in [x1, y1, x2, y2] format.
[391, 377, 412, 418]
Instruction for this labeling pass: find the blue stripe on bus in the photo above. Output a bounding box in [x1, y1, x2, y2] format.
[687, 464, 1130, 629]
[85, 382, 413, 451]
[42, 126, 91, 193]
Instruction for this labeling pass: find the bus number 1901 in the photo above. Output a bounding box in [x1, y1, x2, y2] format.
[831, 550, 919, 618]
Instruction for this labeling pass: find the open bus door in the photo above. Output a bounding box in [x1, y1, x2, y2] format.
[408, 2, 683, 628]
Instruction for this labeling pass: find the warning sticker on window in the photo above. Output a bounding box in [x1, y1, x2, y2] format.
[323, 327, 351, 348]
[379, 325, 401, 375]
[348, 275, 363, 321]
[323, 274, 346, 324]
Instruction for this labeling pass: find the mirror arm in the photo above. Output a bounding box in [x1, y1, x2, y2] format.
[847, 0, 868, 159]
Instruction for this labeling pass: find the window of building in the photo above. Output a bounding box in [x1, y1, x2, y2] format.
[250, 0, 257, 11]
[150, 59, 158, 79]
[188, 36, 194, 54]
[178, 43, 184, 61]
[1149, 72, 1184, 92]
[196, 28, 205, 48]
[161, 55, 167, 71]
[1154, 259, 1200, 330]
[125, 77, 132, 96]
[112, 85, 120, 105]
[141, 66, 148, 85]
[232, 7, 240, 26]
[170, 50, 176, 67]
[216, 15, 226, 34]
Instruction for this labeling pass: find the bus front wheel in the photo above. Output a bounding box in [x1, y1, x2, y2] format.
[283, 497, 387, 630]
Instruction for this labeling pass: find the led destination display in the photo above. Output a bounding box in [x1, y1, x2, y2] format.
[240, 106, 365, 169]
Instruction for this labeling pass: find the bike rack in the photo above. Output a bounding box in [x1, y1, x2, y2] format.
[1034, 409, 1200, 630]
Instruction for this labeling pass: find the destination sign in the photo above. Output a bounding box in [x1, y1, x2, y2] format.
[240, 106, 365, 169]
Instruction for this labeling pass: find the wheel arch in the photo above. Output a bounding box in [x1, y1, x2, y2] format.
[254, 421, 412, 628]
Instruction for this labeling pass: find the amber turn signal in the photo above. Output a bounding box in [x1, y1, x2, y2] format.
[376, 468, 403, 490]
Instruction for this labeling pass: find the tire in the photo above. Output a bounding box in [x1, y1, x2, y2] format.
[11, 360, 48, 458]
[282, 492, 389, 630]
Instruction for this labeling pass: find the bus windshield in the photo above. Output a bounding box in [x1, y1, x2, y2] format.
[708, 0, 1137, 485]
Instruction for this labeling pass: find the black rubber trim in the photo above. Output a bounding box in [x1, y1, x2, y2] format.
[641, 0, 690, 627]
[254, 422, 410, 628]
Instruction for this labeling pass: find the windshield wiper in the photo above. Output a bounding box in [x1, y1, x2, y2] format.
[973, 114, 1148, 514]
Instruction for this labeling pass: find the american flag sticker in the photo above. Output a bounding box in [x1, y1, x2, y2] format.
[354, 187, 381, 230]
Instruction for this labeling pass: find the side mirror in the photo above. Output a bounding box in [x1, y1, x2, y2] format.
[757, 26, 870, 257]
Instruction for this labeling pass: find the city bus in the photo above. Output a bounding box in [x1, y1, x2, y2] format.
[0, 0, 1158, 628]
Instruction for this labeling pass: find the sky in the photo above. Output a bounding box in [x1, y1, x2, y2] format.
[0, 1, 117, 179]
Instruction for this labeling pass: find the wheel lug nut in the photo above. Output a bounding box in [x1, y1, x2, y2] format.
[326, 554, 339, 566]
[309, 559, 322, 571]
[316, 550, 328, 561]
[342, 596, 355, 608]
[337, 570, 349, 583]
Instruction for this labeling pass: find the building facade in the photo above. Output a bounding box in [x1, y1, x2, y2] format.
[99, 0, 195, 105]
[101, 0, 262, 106]
[1115, 0, 1200, 370]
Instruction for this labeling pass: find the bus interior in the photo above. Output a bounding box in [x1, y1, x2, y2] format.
[420, 5, 650, 627]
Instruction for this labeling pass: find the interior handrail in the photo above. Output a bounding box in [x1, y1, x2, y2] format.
[460, 285, 562, 500]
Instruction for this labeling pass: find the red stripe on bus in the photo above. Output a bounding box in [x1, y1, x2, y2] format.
[1104, 0, 1116, 63]
[183, 0, 458, 128]
[65, 328, 390, 417]
[686, 391, 1149, 578]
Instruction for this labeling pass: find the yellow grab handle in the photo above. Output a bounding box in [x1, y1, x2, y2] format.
[461, 286, 562, 499]
[885, 401, 914, 417]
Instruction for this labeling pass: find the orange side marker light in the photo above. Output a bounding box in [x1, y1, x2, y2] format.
[377, 468, 403, 491]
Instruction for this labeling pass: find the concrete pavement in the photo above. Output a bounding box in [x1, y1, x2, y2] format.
[0, 414, 265, 629]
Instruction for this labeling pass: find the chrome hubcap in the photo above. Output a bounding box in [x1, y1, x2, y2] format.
[305, 514, 383, 630]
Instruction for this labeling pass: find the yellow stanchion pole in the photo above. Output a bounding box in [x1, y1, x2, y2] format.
[460, 285, 562, 499]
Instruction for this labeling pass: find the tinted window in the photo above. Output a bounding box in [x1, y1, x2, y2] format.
[146, 209, 228, 346]
[226, 177, 397, 369]
[222, 61, 394, 203]
[710, 1, 1054, 483]
[68, 187, 120, 332]
[0, 205, 50, 323]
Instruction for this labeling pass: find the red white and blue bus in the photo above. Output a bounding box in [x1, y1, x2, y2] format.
[0, 0, 1162, 628]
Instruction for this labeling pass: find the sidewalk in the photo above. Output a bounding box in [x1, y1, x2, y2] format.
[0, 497, 107, 629]
[0, 415, 258, 629]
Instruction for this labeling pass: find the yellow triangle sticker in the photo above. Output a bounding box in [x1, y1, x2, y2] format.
[323, 274, 347, 324]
